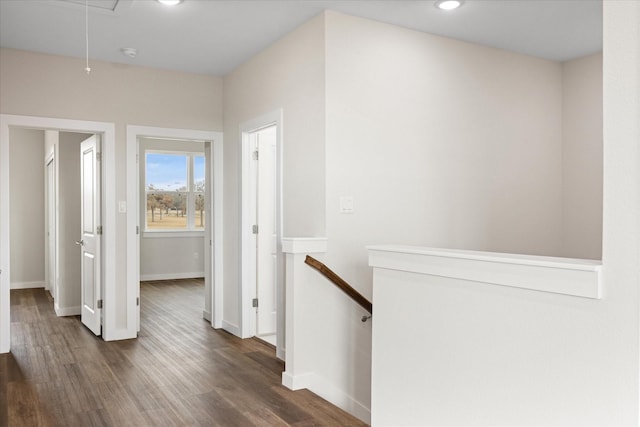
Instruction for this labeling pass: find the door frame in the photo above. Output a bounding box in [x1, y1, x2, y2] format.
[240, 109, 284, 359]
[126, 125, 224, 330]
[0, 114, 116, 353]
[44, 150, 57, 303]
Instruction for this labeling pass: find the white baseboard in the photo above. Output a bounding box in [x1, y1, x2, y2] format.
[11, 281, 46, 290]
[103, 327, 137, 341]
[282, 371, 315, 390]
[55, 305, 81, 317]
[202, 310, 211, 322]
[282, 371, 371, 425]
[139, 272, 204, 281]
[309, 373, 371, 424]
[222, 320, 241, 337]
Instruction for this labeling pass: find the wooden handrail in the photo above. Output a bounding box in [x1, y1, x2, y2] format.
[304, 255, 372, 315]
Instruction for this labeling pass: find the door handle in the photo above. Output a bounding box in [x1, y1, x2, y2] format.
[75, 240, 84, 246]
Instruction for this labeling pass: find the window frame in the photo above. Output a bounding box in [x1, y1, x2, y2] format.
[143, 149, 205, 237]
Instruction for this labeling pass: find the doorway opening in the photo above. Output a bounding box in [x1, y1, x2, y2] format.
[240, 110, 284, 359]
[137, 137, 209, 330]
[10, 130, 102, 333]
[0, 115, 117, 353]
[126, 125, 223, 334]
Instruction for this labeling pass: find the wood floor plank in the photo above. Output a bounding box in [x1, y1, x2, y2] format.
[0, 355, 8, 426]
[7, 380, 55, 427]
[2, 280, 368, 426]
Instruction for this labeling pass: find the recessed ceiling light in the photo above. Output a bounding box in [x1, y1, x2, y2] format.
[435, 0, 464, 10]
[157, 0, 183, 5]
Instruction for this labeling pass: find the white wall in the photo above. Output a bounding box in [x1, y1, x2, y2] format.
[365, 4, 639, 424]
[223, 10, 603, 422]
[322, 11, 566, 415]
[562, 53, 603, 260]
[138, 137, 205, 280]
[0, 47, 222, 335]
[325, 11, 565, 280]
[9, 128, 45, 288]
[223, 14, 326, 331]
[600, 0, 640, 422]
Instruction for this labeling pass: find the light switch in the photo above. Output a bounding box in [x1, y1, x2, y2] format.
[339, 196, 354, 214]
[118, 201, 127, 213]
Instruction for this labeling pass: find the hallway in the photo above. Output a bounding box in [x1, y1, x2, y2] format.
[1, 279, 366, 426]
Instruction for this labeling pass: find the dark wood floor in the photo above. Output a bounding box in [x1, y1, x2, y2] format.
[1, 279, 367, 426]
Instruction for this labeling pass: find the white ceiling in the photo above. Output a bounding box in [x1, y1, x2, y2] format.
[0, 0, 602, 76]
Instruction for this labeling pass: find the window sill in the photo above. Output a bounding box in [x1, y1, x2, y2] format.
[143, 230, 205, 239]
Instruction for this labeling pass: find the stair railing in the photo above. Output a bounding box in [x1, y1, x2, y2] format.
[304, 255, 372, 322]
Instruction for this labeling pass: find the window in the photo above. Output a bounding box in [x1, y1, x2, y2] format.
[145, 151, 205, 232]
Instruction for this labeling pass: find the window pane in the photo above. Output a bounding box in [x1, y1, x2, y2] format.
[194, 156, 205, 229]
[194, 192, 205, 228]
[146, 153, 188, 191]
[146, 153, 188, 230]
[194, 156, 205, 192]
[146, 191, 189, 229]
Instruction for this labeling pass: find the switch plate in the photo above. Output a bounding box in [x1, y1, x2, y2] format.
[118, 201, 127, 213]
[339, 196, 354, 214]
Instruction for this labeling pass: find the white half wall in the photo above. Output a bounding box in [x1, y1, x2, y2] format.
[282, 237, 371, 424]
[369, 246, 605, 425]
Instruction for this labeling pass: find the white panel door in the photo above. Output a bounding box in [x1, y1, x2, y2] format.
[79, 135, 101, 336]
[256, 126, 277, 337]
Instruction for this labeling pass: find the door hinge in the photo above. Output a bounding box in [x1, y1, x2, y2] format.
[136, 297, 140, 306]
[97, 299, 103, 309]
[252, 224, 258, 234]
[252, 298, 259, 308]
[96, 152, 102, 161]
[97, 225, 103, 235]
[136, 225, 139, 235]
[252, 150, 259, 160]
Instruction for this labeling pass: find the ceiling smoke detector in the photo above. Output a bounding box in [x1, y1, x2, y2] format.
[121, 47, 137, 58]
